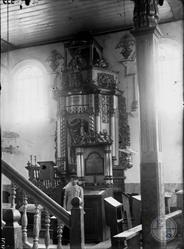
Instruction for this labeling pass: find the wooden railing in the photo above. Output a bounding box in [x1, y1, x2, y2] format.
[2, 160, 84, 249]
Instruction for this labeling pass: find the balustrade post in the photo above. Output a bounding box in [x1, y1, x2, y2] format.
[3, 182, 23, 249]
[44, 208, 50, 249]
[21, 192, 31, 248]
[32, 203, 41, 249]
[10, 182, 16, 208]
[70, 197, 85, 249]
[57, 220, 64, 249]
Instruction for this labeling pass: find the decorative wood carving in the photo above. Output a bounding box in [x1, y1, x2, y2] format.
[10, 182, 16, 209]
[66, 105, 93, 115]
[118, 95, 131, 170]
[94, 58, 108, 68]
[47, 49, 64, 98]
[132, 0, 164, 29]
[62, 71, 84, 90]
[116, 34, 136, 61]
[57, 220, 64, 249]
[21, 193, 28, 245]
[44, 209, 50, 249]
[47, 49, 64, 73]
[71, 129, 112, 147]
[97, 73, 116, 89]
[101, 95, 110, 123]
[95, 94, 100, 114]
[68, 49, 88, 72]
[32, 203, 41, 249]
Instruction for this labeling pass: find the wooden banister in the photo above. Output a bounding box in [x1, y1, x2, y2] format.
[2, 160, 70, 228]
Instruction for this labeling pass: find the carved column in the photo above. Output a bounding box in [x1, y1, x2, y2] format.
[110, 97, 116, 160]
[95, 94, 101, 132]
[75, 148, 85, 185]
[76, 148, 82, 178]
[56, 119, 61, 160]
[56, 96, 67, 175]
[132, 0, 166, 248]
[113, 95, 119, 166]
[79, 150, 85, 185]
[104, 146, 113, 185]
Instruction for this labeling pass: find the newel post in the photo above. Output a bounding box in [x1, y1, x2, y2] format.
[70, 197, 85, 249]
[3, 183, 23, 249]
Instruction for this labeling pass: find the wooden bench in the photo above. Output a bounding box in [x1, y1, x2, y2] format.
[113, 210, 183, 249]
[165, 210, 182, 220]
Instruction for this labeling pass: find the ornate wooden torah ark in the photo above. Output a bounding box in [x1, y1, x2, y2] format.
[26, 33, 131, 242]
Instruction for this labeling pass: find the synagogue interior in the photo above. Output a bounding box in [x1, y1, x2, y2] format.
[1, 1, 184, 248]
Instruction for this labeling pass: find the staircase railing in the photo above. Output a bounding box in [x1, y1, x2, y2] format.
[2, 160, 84, 249]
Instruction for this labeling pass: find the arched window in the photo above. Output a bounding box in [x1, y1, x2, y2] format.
[10, 60, 49, 128]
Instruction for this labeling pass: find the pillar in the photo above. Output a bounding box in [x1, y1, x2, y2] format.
[132, 1, 166, 248]
[114, 95, 119, 165]
[104, 146, 113, 185]
[76, 148, 85, 185]
[96, 115, 101, 133]
[76, 148, 81, 178]
[110, 95, 116, 161]
[95, 94, 101, 132]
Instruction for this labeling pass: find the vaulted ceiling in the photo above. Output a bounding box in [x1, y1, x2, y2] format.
[1, 0, 183, 52]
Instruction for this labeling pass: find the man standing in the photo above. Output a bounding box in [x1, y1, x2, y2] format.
[63, 175, 84, 211]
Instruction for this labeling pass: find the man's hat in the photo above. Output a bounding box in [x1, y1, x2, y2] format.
[70, 174, 78, 180]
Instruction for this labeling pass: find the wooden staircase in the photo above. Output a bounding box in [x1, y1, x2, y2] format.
[1, 160, 84, 249]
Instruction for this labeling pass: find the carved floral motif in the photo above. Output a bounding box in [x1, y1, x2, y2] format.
[116, 34, 136, 61]
[101, 95, 110, 123]
[97, 73, 116, 89]
[72, 130, 112, 147]
[66, 105, 93, 115]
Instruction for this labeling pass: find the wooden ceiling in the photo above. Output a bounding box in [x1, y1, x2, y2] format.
[1, 0, 183, 52]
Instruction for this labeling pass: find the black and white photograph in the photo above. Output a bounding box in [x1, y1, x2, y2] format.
[1, 1, 184, 248]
